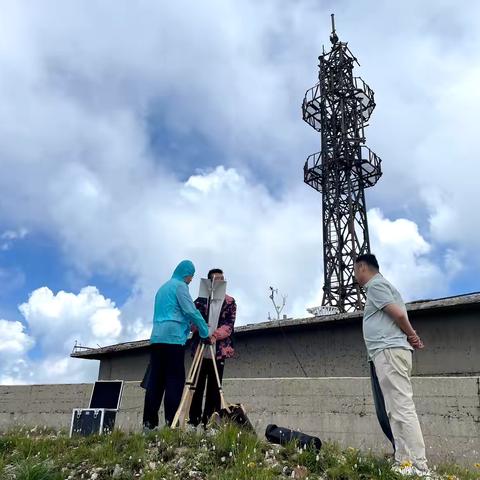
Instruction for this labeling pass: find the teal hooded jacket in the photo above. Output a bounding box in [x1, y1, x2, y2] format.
[150, 260, 209, 345]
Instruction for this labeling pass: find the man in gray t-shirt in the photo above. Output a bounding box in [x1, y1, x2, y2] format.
[354, 254, 429, 476]
[363, 273, 413, 360]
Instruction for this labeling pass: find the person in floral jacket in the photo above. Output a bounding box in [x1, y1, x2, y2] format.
[189, 268, 237, 427]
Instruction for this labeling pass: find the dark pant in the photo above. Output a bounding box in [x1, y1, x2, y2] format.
[189, 358, 225, 426]
[369, 360, 395, 451]
[142, 343, 185, 428]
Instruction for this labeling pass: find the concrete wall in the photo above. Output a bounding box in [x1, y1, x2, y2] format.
[1, 377, 479, 466]
[99, 349, 149, 382]
[96, 308, 480, 381]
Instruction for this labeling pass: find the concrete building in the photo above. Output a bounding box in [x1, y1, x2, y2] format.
[71, 292, 480, 380]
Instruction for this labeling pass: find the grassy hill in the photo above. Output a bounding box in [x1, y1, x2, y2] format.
[0, 423, 478, 479]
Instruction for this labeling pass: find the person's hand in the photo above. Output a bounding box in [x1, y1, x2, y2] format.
[407, 332, 424, 349]
[202, 335, 216, 345]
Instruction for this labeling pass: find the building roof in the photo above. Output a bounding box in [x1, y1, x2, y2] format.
[71, 291, 480, 360]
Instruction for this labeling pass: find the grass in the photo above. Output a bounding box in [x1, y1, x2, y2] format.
[0, 423, 478, 479]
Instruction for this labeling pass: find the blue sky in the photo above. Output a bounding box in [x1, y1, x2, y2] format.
[1, 0, 480, 384]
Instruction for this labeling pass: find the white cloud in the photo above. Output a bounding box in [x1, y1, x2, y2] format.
[118, 165, 324, 328]
[19, 286, 122, 351]
[1, 228, 28, 241]
[368, 208, 447, 300]
[0, 319, 34, 355]
[30, 356, 99, 385]
[0, 319, 34, 384]
[0, 287, 122, 385]
[0, 227, 28, 250]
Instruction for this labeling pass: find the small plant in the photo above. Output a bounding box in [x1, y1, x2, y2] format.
[4, 459, 62, 480]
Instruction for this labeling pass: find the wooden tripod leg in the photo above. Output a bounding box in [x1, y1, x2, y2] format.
[209, 344, 230, 412]
[182, 351, 204, 423]
[172, 344, 204, 429]
[178, 345, 204, 428]
[172, 344, 204, 428]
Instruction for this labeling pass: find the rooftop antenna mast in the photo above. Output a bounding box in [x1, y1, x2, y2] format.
[268, 286, 287, 320]
[302, 14, 382, 312]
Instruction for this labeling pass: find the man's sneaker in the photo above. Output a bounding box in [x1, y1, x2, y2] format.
[392, 462, 432, 478]
[392, 462, 416, 476]
[412, 467, 433, 478]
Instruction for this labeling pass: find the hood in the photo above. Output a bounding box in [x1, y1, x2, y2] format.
[172, 260, 195, 281]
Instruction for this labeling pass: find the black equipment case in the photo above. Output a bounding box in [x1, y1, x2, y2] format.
[70, 380, 123, 437]
[265, 424, 322, 451]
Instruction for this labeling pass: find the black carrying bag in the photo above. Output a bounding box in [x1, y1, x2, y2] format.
[265, 424, 322, 451]
[218, 403, 254, 431]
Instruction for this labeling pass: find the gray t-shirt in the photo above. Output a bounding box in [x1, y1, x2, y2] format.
[363, 273, 413, 359]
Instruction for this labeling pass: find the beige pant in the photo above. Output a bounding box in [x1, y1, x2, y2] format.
[373, 348, 428, 470]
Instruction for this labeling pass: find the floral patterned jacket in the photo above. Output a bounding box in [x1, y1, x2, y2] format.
[191, 294, 236, 360]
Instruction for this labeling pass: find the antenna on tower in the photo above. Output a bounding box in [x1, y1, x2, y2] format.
[330, 14, 339, 44]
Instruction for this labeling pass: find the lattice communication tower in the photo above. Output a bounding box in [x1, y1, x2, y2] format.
[302, 15, 382, 312]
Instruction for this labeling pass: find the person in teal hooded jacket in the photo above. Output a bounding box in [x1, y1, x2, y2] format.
[143, 260, 210, 429]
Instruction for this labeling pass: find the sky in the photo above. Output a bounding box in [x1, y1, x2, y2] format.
[1, 0, 479, 385]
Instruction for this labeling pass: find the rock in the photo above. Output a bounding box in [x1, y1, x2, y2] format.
[292, 465, 309, 479]
[282, 465, 292, 476]
[175, 447, 189, 456]
[112, 464, 123, 478]
[265, 456, 279, 467]
[268, 461, 280, 470]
